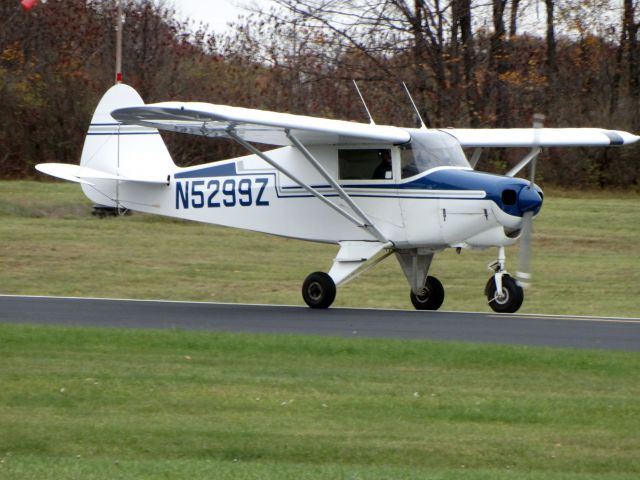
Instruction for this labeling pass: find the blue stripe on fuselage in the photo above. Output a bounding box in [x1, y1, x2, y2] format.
[175, 163, 238, 179]
[172, 163, 540, 217]
[401, 169, 537, 217]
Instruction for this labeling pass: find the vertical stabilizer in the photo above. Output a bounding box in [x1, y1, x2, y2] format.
[80, 84, 176, 206]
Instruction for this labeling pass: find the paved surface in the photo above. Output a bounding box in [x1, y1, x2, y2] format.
[1, 295, 639, 351]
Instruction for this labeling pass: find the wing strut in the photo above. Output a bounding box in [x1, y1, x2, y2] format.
[286, 131, 388, 243]
[506, 147, 541, 178]
[469, 148, 482, 168]
[226, 129, 382, 241]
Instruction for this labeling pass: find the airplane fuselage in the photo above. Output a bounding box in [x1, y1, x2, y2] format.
[112, 142, 541, 251]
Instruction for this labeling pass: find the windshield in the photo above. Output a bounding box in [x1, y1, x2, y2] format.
[400, 131, 470, 178]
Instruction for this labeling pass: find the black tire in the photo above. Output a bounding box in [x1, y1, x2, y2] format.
[410, 276, 445, 310]
[485, 274, 524, 313]
[302, 272, 336, 309]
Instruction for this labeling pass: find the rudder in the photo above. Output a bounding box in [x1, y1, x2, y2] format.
[79, 84, 176, 206]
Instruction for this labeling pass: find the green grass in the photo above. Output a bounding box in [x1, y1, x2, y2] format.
[0, 180, 638, 316]
[0, 324, 639, 479]
[1, 182, 639, 478]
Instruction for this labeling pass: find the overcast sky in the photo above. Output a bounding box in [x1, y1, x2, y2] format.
[168, 0, 274, 34]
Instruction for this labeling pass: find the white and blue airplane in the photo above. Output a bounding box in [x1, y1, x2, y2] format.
[36, 84, 639, 312]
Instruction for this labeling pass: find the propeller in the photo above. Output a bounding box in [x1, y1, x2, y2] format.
[516, 113, 545, 288]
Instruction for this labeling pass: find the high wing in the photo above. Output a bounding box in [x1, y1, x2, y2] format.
[441, 128, 640, 147]
[112, 101, 640, 148]
[112, 102, 411, 146]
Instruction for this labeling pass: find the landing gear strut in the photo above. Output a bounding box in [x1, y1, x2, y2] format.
[395, 249, 445, 311]
[486, 247, 524, 313]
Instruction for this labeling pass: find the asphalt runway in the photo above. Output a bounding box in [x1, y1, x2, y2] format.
[1, 295, 639, 351]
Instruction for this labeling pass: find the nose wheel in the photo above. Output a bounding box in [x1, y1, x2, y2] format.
[485, 274, 523, 313]
[485, 247, 524, 313]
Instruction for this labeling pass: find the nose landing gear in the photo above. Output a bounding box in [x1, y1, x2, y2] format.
[485, 274, 523, 313]
[486, 247, 524, 313]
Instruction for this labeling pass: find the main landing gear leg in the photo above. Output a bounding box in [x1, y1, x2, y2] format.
[301, 241, 392, 309]
[485, 246, 524, 313]
[396, 249, 445, 311]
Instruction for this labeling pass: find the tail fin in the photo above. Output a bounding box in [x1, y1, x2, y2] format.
[79, 84, 176, 206]
[37, 84, 176, 207]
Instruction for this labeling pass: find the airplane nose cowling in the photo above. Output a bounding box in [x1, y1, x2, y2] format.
[518, 186, 543, 214]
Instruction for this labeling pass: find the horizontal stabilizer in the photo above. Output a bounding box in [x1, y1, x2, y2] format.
[36, 163, 168, 185]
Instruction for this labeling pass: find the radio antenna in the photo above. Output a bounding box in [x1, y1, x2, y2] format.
[352, 80, 376, 125]
[402, 82, 427, 129]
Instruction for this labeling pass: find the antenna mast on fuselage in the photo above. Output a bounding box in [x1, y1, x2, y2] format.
[352, 80, 376, 125]
[402, 82, 428, 129]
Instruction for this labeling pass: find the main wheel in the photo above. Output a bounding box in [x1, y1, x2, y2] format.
[302, 272, 336, 309]
[410, 276, 445, 310]
[485, 274, 524, 313]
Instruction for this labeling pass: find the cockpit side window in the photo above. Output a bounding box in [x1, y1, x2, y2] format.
[339, 149, 393, 180]
[400, 147, 420, 178]
[400, 132, 470, 179]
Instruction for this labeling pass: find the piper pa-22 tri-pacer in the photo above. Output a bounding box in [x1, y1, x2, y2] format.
[37, 84, 639, 312]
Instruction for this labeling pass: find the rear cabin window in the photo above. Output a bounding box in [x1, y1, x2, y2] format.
[338, 149, 392, 180]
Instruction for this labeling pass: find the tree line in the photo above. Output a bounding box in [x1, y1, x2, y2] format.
[1, 0, 639, 187]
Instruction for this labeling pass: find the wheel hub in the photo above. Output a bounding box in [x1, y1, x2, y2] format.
[494, 288, 510, 305]
[308, 282, 323, 301]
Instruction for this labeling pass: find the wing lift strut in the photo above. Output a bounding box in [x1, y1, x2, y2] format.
[468, 146, 542, 176]
[225, 126, 393, 286]
[505, 147, 541, 178]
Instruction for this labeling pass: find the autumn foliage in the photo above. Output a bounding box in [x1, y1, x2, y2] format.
[1, 0, 639, 187]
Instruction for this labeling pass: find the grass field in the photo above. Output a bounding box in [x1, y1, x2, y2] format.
[0, 324, 639, 479]
[0, 180, 638, 316]
[0, 181, 639, 478]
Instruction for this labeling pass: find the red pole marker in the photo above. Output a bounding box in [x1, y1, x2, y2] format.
[21, 0, 39, 11]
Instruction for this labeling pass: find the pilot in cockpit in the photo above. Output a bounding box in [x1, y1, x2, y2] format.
[372, 149, 392, 179]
